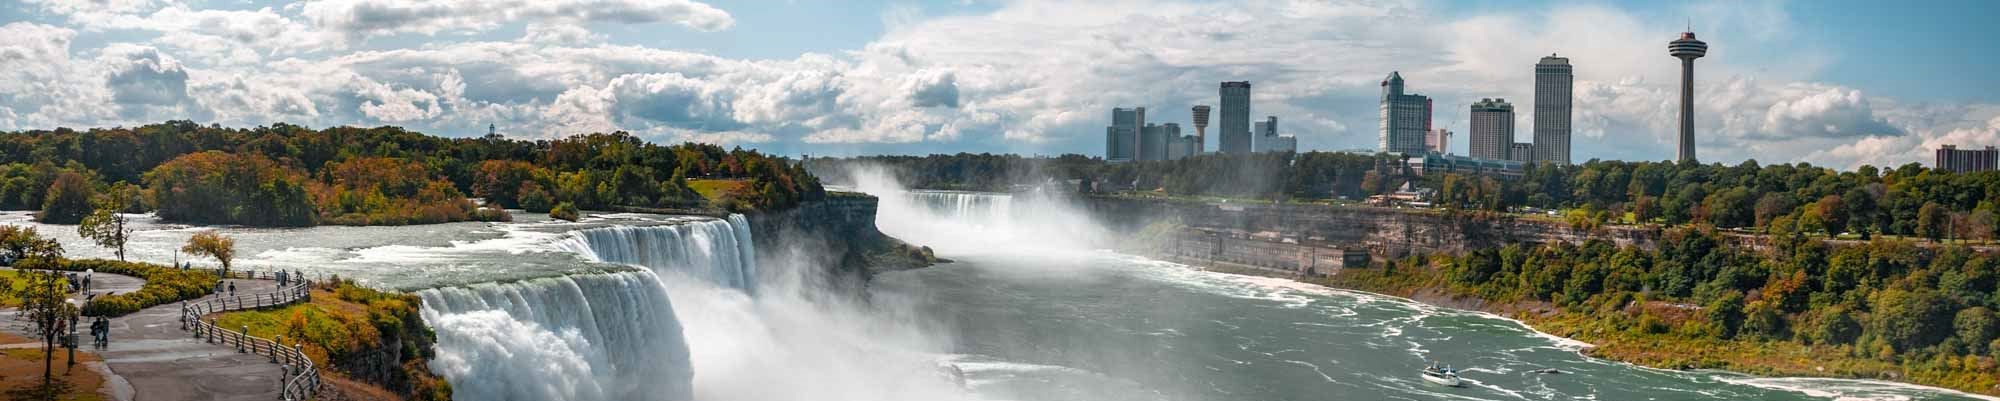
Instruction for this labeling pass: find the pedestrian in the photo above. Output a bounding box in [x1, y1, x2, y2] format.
[228, 281, 237, 296]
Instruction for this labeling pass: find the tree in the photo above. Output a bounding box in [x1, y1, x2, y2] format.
[0, 228, 73, 393]
[550, 201, 580, 222]
[78, 191, 133, 261]
[1918, 202, 1948, 242]
[1815, 195, 1847, 236]
[1753, 192, 1794, 231]
[1870, 289, 1953, 351]
[182, 231, 236, 270]
[1957, 307, 1998, 354]
[36, 171, 94, 224]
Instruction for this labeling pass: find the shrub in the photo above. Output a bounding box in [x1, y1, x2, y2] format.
[48, 259, 218, 317]
[550, 201, 580, 222]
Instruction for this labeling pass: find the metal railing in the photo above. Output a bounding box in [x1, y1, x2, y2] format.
[181, 279, 320, 401]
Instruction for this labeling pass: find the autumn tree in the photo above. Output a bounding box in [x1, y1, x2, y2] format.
[36, 171, 94, 224]
[182, 231, 236, 271]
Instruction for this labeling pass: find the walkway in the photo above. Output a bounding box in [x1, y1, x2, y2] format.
[0, 268, 288, 401]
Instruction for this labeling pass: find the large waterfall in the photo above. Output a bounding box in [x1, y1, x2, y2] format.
[423, 213, 969, 401]
[872, 188, 1107, 254]
[419, 271, 693, 401]
[553, 215, 759, 292]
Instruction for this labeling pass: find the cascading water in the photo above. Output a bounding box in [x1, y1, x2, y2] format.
[419, 271, 693, 401]
[422, 213, 971, 401]
[852, 172, 1107, 254]
[554, 215, 760, 292]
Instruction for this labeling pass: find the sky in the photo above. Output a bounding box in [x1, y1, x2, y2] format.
[2, 0, 1998, 170]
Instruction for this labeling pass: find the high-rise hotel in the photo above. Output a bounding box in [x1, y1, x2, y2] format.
[1218, 82, 1253, 154]
[1468, 98, 1515, 160]
[1378, 72, 1432, 155]
[1533, 54, 1572, 164]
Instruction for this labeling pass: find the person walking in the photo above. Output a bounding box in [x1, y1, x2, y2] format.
[228, 281, 237, 297]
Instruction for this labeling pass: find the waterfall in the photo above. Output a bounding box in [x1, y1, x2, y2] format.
[419, 271, 693, 401]
[874, 189, 1106, 254]
[554, 215, 759, 292]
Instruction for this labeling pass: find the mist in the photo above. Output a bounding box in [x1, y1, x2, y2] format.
[838, 163, 1111, 255]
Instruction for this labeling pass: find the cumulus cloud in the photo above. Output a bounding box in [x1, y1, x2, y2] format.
[300, 0, 734, 41]
[0, 0, 1993, 164]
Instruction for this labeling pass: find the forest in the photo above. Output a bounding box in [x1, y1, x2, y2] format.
[1332, 228, 2000, 394]
[815, 151, 2000, 241]
[0, 120, 824, 227]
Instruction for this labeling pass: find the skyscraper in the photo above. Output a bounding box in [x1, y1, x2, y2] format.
[1253, 116, 1273, 151]
[1191, 105, 1211, 154]
[1534, 54, 1573, 164]
[1379, 72, 1432, 155]
[1469, 98, 1515, 160]
[1427, 128, 1453, 154]
[1219, 82, 1253, 154]
[1670, 31, 1707, 163]
[1936, 145, 2000, 173]
[1106, 107, 1145, 162]
[1139, 123, 1177, 161]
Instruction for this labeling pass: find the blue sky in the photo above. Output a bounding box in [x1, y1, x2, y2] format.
[2, 0, 1997, 169]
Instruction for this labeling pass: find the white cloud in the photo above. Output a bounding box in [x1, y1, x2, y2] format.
[300, 0, 734, 41]
[0, 0, 1991, 168]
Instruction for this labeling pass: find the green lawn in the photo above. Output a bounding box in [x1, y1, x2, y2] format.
[687, 179, 750, 202]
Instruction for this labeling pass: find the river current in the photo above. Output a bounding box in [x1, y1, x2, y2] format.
[1, 181, 1994, 400]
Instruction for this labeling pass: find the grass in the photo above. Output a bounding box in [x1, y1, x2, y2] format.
[211, 281, 451, 401]
[0, 270, 52, 307]
[0, 341, 107, 401]
[688, 178, 750, 202]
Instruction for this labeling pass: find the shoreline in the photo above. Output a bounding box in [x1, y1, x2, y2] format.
[1180, 261, 2000, 401]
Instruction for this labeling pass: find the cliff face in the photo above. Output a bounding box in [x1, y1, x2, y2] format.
[746, 192, 935, 287]
[1085, 196, 1660, 273]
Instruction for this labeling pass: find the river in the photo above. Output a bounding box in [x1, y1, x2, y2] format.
[1, 183, 1994, 400]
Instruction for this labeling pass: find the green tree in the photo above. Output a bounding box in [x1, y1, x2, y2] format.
[1704, 290, 1747, 339]
[36, 171, 94, 224]
[1816, 195, 1847, 236]
[1956, 307, 1997, 354]
[1870, 289, 1953, 351]
[1918, 202, 1948, 241]
[0, 228, 73, 392]
[77, 191, 133, 261]
[181, 231, 236, 270]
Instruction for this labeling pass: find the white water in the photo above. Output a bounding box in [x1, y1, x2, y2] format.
[843, 166, 1107, 254]
[412, 212, 975, 401]
[419, 271, 693, 401]
[554, 215, 759, 292]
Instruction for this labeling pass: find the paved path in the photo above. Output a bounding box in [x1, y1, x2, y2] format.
[0, 269, 285, 401]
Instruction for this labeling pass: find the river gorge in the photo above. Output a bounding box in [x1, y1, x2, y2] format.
[3, 180, 1995, 401]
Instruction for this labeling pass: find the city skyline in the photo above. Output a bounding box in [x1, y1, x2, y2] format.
[1, 1, 1996, 170]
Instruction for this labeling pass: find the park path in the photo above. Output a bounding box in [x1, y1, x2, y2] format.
[0, 268, 286, 401]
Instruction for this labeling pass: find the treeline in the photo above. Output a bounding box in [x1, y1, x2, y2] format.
[1391, 229, 2000, 392]
[0, 120, 824, 227]
[816, 152, 2000, 240]
[805, 151, 1391, 199]
[1430, 160, 2000, 241]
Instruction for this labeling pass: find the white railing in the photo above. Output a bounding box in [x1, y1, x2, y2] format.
[180, 280, 319, 400]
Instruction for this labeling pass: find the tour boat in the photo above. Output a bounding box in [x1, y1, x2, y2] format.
[1421, 363, 1463, 387]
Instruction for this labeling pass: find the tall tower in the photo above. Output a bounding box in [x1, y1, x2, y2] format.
[1469, 98, 1515, 160]
[1191, 105, 1211, 154]
[1534, 54, 1572, 164]
[1670, 30, 1707, 163]
[1378, 72, 1432, 155]
[1219, 82, 1252, 154]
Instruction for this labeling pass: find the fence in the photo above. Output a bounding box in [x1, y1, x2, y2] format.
[180, 278, 320, 401]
